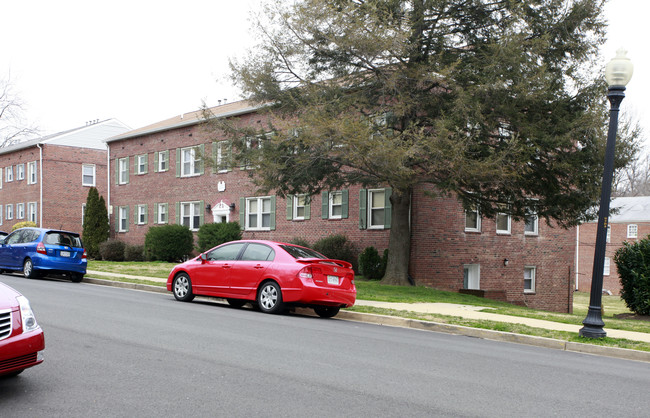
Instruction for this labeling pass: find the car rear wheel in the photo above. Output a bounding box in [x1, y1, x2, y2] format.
[173, 273, 195, 302]
[314, 306, 340, 318]
[23, 259, 38, 279]
[70, 273, 84, 283]
[226, 298, 247, 309]
[257, 281, 283, 314]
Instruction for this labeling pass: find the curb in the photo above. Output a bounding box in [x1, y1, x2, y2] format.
[83, 277, 650, 363]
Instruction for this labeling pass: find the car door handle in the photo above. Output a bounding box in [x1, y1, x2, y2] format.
[222, 264, 231, 269]
[254, 265, 264, 269]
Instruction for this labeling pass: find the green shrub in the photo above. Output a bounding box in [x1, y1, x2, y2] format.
[358, 246, 384, 280]
[145, 224, 194, 262]
[289, 237, 310, 248]
[312, 234, 357, 271]
[124, 245, 144, 262]
[99, 240, 126, 261]
[12, 221, 37, 231]
[615, 237, 650, 315]
[82, 187, 110, 259]
[196, 222, 241, 252]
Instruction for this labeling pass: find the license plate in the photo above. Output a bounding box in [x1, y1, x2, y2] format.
[60, 251, 71, 257]
[327, 275, 339, 285]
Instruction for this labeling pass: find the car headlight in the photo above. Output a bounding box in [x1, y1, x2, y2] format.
[16, 295, 39, 333]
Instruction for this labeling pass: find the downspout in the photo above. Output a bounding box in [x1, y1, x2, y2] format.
[107, 144, 111, 233]
[575, 224, 580, 291]
[37, 143, 43, 227]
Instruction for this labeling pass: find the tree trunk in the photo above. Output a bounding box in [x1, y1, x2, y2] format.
[381, 187, 412, 286]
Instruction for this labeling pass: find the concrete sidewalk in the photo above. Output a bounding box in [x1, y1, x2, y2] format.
[85, 270, 650, 355]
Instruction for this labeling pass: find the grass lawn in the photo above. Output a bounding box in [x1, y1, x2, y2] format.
[88, 260, 177, 279]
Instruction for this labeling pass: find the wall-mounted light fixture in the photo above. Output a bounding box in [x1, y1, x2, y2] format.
[229, 203, 236, 211]
[503, 258, 509, 267]
[205, 204, 211, 211]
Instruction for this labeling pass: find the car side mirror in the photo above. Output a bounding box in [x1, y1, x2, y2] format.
[200, 253, 208, 263]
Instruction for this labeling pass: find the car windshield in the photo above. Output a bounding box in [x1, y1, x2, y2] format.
[44, 232, 82, 248]
[280, 244, 326, 260]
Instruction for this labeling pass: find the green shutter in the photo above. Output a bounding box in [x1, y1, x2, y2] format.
[359, 189, 367, 229]
[304, 197, 311, 220]
[199, 200, 205, 226]
[154, 152, 159, 173]
[226, 141, 233, 171]
[143, 154, 148, 174]
[164, 150, 169, 171]
[134, 205, 138, 223]
[286, 195, 293, 220]
[199, 144, 205, 175]
[115, 209, 119, 232]
[342, 189, 349, 219]
[125, 206, 129, 232]
[211, 143, 217, 174]
[176, 149, 181, 177]
[270, 196, 276, 230]
[384, 187, 392, 229]
[144, 204, 148, 224]
[321, 191, 329, 219]
[163, 203, 168, 224]
[239, 197, 245, 229]
[154, 203, 158, 224]
[176, 202, 180, 224]
[125, 157, 130, 184]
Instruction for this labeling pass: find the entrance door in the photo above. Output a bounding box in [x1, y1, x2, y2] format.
[463, 264, 480, 290]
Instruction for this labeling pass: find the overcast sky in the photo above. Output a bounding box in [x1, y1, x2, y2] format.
[2, 0, 648, 150]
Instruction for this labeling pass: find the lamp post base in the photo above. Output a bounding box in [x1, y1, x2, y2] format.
[579, 306, 607, 338]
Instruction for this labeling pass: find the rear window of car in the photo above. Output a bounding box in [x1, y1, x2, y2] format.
[44, 232, 82, 248]
[279, 244, 326, 260]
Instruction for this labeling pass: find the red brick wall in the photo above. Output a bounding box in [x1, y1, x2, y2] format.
[0, 147, 41, 231]
[577, 221, 650, 295]
[410, 185, 575, 312]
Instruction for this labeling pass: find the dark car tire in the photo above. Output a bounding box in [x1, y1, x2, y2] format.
[257, 281, 284, 314]
[70, 273, 84, 283]
[314, 306, 341, 318]
[23, 259, 38, 279]
[173, 273, 195, 302]
[2, 369, 24, 378]
[226, 298, 247, 309]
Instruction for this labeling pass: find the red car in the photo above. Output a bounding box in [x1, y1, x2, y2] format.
[167, 240, 356, 317]
[0, 282, 45, 377]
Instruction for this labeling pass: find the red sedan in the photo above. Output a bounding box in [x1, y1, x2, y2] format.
[167, 240, 356, 317]
[0, 282, 45, 377]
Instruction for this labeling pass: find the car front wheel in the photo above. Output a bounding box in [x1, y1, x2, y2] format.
[173, 273, 195, 302]
[23, 259, 37, 279]
[257, 281, 283, 314]
[314, 306, 340, 318]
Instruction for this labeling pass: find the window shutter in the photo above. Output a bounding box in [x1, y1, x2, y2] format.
[176, 149, 181, 177]
[359, 189, 367, 229]
[239, 197, 245, 229]
[154, 203, 158, 224]
[143, 154, 148, 174]
[163, 203, 168, 224]
[226, 141, 233, 171]
[286, 195, 293, 220]
[211, 143, 217, 174]
[199, 144, 205, 175]
[154, 152, 159, 173]
[125, 207, 130, 232]
[144, 204, 148, 224]
[125, 157, 130, 184]
[384, 187, 392, 229]
[342, 190, 349, 219]
[321, 191, 329, 219]
[176, 202, 180, 224]
[270, 196, 276, 230]
[199, 200, 205, 226]
[115, 210, 119, 232]
[304, 197, 311, 220]
[134, 205, 138, 223]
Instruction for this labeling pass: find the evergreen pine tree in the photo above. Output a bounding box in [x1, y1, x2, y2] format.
[82, 187, 110, 259]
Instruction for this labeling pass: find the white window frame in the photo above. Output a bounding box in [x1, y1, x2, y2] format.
[524, 266, 536, 293]
[463, 264, 480, 290]
[27, 161, 37, 185]
[136, 154, 147, 175]
[5, 166, 13, 182]
[496, 212, 511, 235]
[627, 224, 638, 239]
[368, 189, 386, 229]
[6, 204, 13, 220]
[241, 135, 265, 169]
[118, 206, 128, 232]
[16, 163, 25, 181]
[603, 257, 611, 276]
[465, 207, 481, 232]
[329, 191, 343, 219]
[245, 197, 272, 231]
[0, 205, 3, 225]
[27, 202, 37, 223]
[157, 203, 168, 224]
[293, 195, 307, 221]
[180, 201, 201, 231]
[181, 147, 201, 177]
[606, 225, 611, 243]
[157, 151, 168, 172]
[136, 204, 147, 225]
[524, 210, 539, 236]
[82, 164, 96, 187]
[216, 141, 231, 173]
[16, 203, 24, 220]
[118, 158, 129, 184]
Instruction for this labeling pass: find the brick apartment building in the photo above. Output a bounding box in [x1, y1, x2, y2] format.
[0, 119, 130, 233]
[106, 100, 576, 312]
[576, 196, 650, 295]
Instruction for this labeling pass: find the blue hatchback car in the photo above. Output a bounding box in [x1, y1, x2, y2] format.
[0, 228, 87, 282]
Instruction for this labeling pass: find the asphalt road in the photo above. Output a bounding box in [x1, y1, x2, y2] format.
[1, 274, 649, 418]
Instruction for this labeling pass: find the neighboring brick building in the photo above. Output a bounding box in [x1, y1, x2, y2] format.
[576, 196, 650, 295]
[0, 119, 130, 233]
[106, 100, 576, 312]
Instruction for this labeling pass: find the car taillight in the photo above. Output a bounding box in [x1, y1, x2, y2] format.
[36, 242, 47, 255]
[82, 249, 87, 259]
[298, 266, 313, 281]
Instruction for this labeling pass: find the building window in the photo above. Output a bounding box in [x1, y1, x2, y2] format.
[496, 212, 511, 235]
[463, 264, 480, 290]
[155, 203, 168, 224]
[82, 164, 96, 186]
[5, 166, 13, 182]
[27, 161, 37, 185]
[135, 204, 148, 225]
[606, 225, 611, 243]
[28, 202, 37, 223]
[0, 205, 3, 225]
[180, 201, 201, 230]
[215, 141, 232, 173]
[180, 146, 202, 177]
[240, 136, 264, 169]
[368, 189, 388, 229]
[627, 224, 638, 239]
[118, 206, 129, 232]
[17, 203, 24, 219]
[604, 257, 611, 276]
[465, 207, 481, 232]
[524, 266, 536, 293]
[524, 210, 538, 235]
[287, 195, 309, 221]
[321, 190, 348, 220]
[245, 197, 272, 230]
[118, 157, 129, 184]
[136, 154, 148, 175]
[16, 164, 24, 181]
[6, 204, 13, 220]
[155, 150, 169, 172]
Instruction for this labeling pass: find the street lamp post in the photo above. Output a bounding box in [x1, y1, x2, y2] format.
[580, 49, 634, 338]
